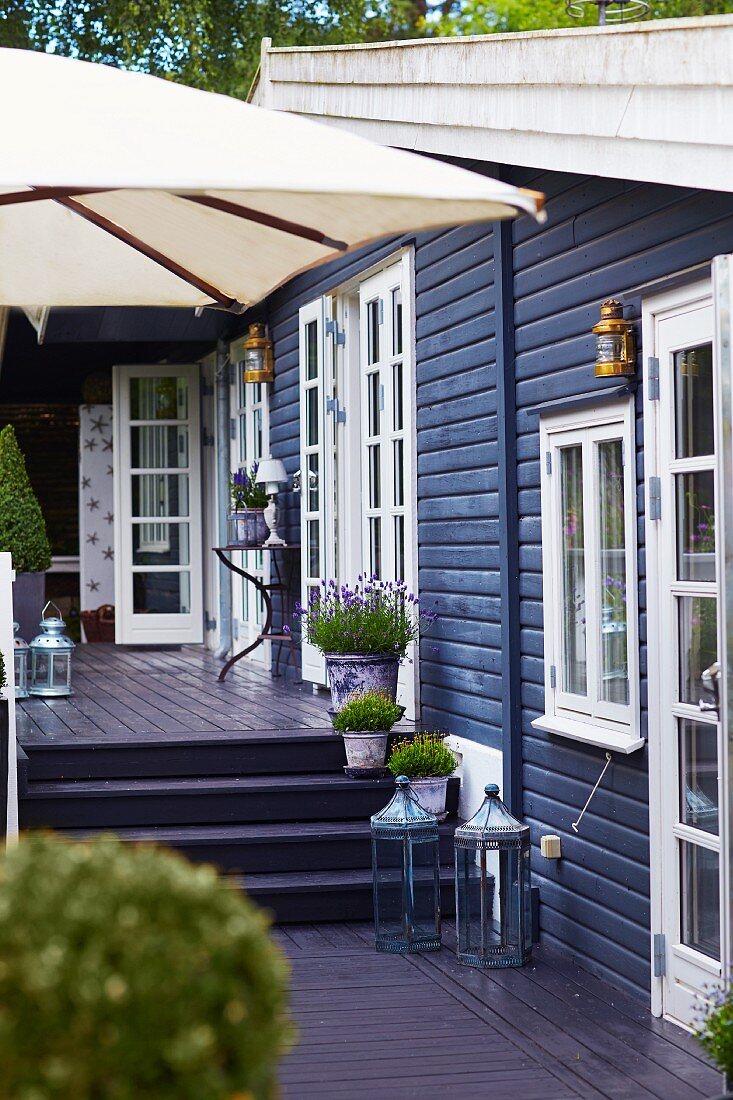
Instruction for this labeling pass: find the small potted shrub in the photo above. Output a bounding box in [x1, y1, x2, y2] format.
[0, 425, 52, 641]
[0, 833, 293, 1100]
[332, 690, 405, 775]
[388, 732, 458, 820]
[228, 462, 269, 547]
[296, 575, 437, 711]
[696, 983, 733, 1098]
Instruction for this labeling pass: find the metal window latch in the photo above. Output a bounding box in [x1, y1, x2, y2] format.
[653, 933, 666, 977]
[326, 397, 346, 424]
[571, 752, 613, 834]
[292, 469, 302, 493]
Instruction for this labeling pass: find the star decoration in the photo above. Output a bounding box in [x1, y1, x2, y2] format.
[83, 437, 98, 451]
[102, 438, 113, 452]
[87, 579, 100, 593]
[86, 532, 99, 545]
[87, 498, 100, 512]
[104, 511, 114, 525]
[81, 476, 91, 489]
[106, 465, 114, 477]
[103, 546, 114, 560]
[90, 415, 108, 433]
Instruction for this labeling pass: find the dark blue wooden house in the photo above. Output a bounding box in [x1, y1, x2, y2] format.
[246, 18, 733, 1026]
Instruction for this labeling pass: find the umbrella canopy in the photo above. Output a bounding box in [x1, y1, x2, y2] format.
[0, 49, 543, 310]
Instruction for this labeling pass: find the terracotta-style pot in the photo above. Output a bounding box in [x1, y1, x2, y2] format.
[409, 776, 450, 821]
[325, 653, 400, 712]
[342, 731, 389, 771]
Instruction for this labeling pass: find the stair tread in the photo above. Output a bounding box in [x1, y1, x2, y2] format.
[22, 728, 340, 751]
[61, 819, 460, 844]
[236, 866, 456, 893]
[24, 772, 404, 797]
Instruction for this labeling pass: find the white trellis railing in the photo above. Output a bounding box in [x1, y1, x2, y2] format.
[0, 553, 18, 839]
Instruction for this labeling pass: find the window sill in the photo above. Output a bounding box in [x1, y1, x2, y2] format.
[531, 714, 645, 755]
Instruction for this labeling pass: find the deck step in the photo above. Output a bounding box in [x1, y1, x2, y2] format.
[234, 866, 457, 923]
[20, 774, 461, 830]
[21, 729, 347, 782]
[60, 819, 459, 874]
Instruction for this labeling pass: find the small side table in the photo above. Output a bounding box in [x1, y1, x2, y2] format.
[213, 545, 300, 683]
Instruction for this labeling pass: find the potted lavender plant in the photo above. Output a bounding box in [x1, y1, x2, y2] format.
[296, 575, 437, 712]
[228, 463, 270, 547]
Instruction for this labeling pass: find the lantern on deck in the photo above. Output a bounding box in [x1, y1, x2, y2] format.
[29, 602, 75, 697]
[454, 784, 532, 968]
[13, 622, 29, 699]
[371, 775, 441, 953]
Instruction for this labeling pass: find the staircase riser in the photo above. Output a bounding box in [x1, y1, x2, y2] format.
[23, 739, 347, 782]
[250, 883, 457, 924]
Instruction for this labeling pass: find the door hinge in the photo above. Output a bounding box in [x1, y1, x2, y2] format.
[200, 379, 213, 397]
[325, 319, 346, 347]
[204, 612, 217, 632]
[202, 429, 215, 447]
[550, 665, 557, 690]
[649, 476, 661, 521]
[326, 396, 346, 425]
[378, 384, 385, 412]
[648, 357, 660, 402]
[545, 451, 552, 476]
[230, 418, 237, 441]
[232, 618, 239, 640]
[378, 297, 384, 325]
[653, 933, 666, 977]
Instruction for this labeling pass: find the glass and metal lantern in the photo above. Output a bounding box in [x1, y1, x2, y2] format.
[29, 602, 75, 697]
[13, 622, 29, 699]
[371, 775, 442, 953]
[592, 298, 636, 377]
[242, 323, 274, 384]
[454, 784, 532, 968]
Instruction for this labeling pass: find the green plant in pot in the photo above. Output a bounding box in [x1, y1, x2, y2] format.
[696, 982, 733, 1099]
[388, 732, 458, 821]
[332, 690, 404, 775]
[0, 425, 52, 642]
[296, 576, 437, 712]
[228, 462, 270, 547]
[0, 832, 293, 1100]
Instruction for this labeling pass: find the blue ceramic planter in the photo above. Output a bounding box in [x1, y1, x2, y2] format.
[325, 653, 400, 712]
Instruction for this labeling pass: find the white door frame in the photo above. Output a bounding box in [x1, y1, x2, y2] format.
[113, 363, 204, 646]
[644, 278, 727, 1023]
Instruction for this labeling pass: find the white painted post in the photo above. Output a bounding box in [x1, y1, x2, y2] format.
[0, 552, 18, 840]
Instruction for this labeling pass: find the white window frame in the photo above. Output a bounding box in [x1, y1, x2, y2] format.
[533, 399, 643, 753]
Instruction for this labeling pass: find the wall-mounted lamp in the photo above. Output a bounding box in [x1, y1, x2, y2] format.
[242, 323, 274, 384]
[592, 299, 636, 378]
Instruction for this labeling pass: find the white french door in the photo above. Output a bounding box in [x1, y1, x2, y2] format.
[646, 284, 725, 1026]
[114, 364, 203, 645]
[298, 255, 418, 716]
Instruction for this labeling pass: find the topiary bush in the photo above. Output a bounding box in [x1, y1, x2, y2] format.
[0, 833, 293, 1100]
[0, 424, 52, 572]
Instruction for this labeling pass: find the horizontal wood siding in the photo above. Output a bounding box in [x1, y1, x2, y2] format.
[509, 167, 733, 999]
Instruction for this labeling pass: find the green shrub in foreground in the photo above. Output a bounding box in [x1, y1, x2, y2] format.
[388, 732, 457, 779]
[0, 833, 293, 1100]
[0, 424, 52, 573]
[696, 982, 733, 1080]
[332, 690, 404, 733]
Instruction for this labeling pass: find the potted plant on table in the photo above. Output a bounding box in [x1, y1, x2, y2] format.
[296, 575, 437, 712]
[696, 982, 733, 1098]
[387, 732, 458, 820]
[228, 462, 270, 547]
[331, 690, 405, 776]
[0, 425, 52, 643]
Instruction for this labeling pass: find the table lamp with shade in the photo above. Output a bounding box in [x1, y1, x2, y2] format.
[255, 457, 288, 546]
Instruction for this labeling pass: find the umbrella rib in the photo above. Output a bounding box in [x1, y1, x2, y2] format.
[54, 195, 246, 312]
[180, 194, 348, 252]
[0, 187, 112, 206]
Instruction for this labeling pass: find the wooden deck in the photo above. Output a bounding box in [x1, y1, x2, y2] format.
[17, 643, 332, 743]
[277, 923, 721, 1100]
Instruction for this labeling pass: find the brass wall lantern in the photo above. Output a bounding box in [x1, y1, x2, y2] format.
[592, 299, 636, 378]
[242, 323, 274, 384]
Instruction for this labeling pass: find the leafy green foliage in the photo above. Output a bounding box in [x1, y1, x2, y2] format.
[436, 0, 733, 35]
[231, 464, 269, 510]
[0, 424, 52, 573]
[332, 689, 404, 732]
[0, 833, 293, 1100]
[297, 576, 436, 657]
[696, 982, 733, 1077]
[388, 732, 457, 778]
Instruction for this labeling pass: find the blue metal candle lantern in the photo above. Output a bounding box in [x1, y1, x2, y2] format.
[29, 602, 75, 697]
[13, 622, 29, 699]
[371, 775, 441, 953]
[454, 784, 532, 968]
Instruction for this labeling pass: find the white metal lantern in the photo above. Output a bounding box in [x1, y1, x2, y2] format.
[13, 622, 29, 699]
[29, 602, 75, 697]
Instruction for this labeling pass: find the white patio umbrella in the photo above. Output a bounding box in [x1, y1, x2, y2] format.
[0, 48, 543, 311]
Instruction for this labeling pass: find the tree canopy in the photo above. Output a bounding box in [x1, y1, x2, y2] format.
[1, 0, 731, 100]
